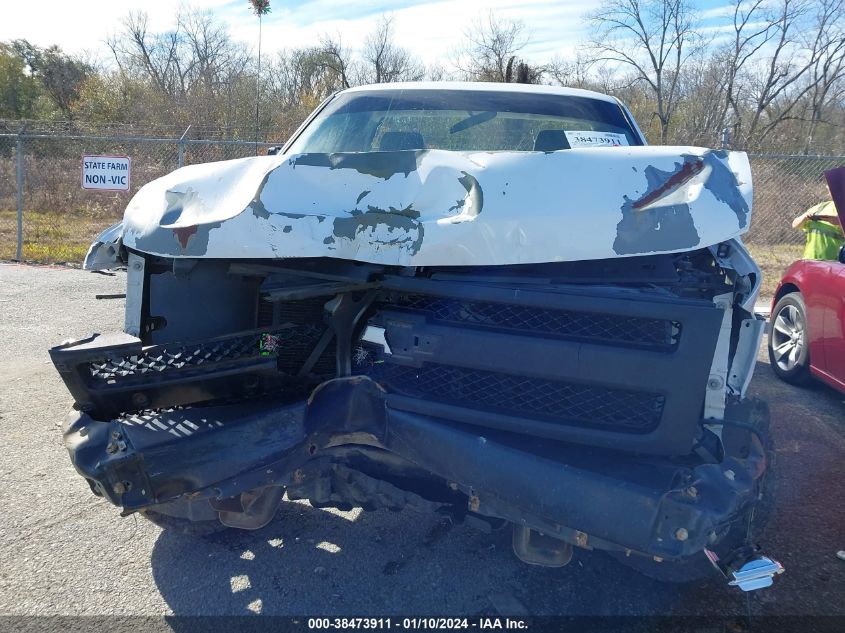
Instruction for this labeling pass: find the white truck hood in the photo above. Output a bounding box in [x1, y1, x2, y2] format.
[94, 146, 752, 267]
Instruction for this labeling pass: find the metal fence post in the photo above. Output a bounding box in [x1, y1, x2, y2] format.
[178, 125, 191, 168]
[15, 132, 24, 261]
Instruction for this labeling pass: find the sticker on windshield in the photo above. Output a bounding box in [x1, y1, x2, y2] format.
[565, 131, 629, 148]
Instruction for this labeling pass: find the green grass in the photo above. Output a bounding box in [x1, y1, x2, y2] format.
[0, 208, 120, 264]
[746, 242, 804, 300]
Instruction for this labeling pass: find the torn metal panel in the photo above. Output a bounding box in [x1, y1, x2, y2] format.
[709, 238, 762, 312]
[704, 292, 733, 421]
[108, 146, 753, 267]
[57, 380, 770, 561]
[728, 317, 767, 397]
[124, 252, 144, 338]
[84, 221, 124, 270]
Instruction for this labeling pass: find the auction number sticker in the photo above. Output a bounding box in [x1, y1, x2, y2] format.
[564, 131, 629, 148]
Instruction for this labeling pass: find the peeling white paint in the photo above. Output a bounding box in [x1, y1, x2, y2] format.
[105, 145, 753, 267]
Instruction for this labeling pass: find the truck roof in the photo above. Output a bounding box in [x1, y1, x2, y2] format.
[339, 81, 620, 105]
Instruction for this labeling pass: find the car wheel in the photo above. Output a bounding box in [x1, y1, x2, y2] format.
[768, 292, 811, 385]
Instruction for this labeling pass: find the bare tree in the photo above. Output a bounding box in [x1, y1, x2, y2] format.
[263, 47, 339, 139]
[426, 63, 448, 81]
[107, 11, 189, 98]
[670, 0, 844, 148]
[7, 0, 844, 155]
[179, 9, 249, 93]
[741, 0, 821, 146]
[177, 9, 250, 134]
[269, 47, 332, 107]
[452, 12, 529, 82]
[673, 56, 732, 145]
[361, 15, 425, 84]
[709, 0, 779, 144]
[800, 0, 845, 151]
[317, 33, 355, 90]
[545, 54, 594, 89]
[106, 9, 260, 132]
[589, 0, 701, 143]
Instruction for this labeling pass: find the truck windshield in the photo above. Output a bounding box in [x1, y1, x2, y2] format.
[286, 89, 643, 154]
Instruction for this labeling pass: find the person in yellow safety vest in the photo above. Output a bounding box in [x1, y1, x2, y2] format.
[792, 195, 844, 261]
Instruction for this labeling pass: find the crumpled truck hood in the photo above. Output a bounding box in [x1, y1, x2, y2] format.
[108, 146, 752, 267]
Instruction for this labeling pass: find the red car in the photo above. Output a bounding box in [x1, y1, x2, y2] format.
[768, 246, 845, 393]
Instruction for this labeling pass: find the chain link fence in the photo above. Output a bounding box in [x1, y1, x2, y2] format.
[1, 127, 843, 291]
[0, 129, 279, 263]
[746, 153, 844, 245]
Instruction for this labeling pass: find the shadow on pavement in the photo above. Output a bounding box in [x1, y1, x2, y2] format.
[150, 357, 844, 618]
[150, 497, 743, 617]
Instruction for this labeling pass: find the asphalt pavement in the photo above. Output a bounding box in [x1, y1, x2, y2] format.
[0, 262, 843, 619]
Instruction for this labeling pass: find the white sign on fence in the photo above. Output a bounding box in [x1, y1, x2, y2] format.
[81, 155, 131, 191]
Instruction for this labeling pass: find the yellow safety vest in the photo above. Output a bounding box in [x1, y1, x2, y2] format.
[802, 202, 844, 261]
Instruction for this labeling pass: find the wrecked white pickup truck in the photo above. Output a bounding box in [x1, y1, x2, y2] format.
[51, 83, 782, 589]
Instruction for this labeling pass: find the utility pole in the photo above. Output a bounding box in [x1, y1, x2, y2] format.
[248, 0, 272, 155]
[15, 128, 25, 261]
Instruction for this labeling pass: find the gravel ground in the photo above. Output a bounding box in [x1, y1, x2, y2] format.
[0, 262, 843, 618]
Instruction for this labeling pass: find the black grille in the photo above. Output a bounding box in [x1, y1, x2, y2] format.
[89, 324, 327, 380]
[392, 295, 680, 349]
[273, 324, 333, 374]
[368, 361, 665, 434]
[120, 408, 218, 437]
[257, 298, 275, 327]
[258, 296, 330, 328]
[255, 296, 336, 376]
[278, 297, 330, 325]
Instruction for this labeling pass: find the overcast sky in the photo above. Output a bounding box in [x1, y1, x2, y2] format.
[1, 0, 732, 67]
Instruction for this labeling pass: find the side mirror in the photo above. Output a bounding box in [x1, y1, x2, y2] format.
[266, 146, 282, 156]
[839, 244, 845, 265]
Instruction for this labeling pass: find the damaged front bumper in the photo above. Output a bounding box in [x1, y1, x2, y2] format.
[51, 242, 774, 571]
[61, 372, 769, 563]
